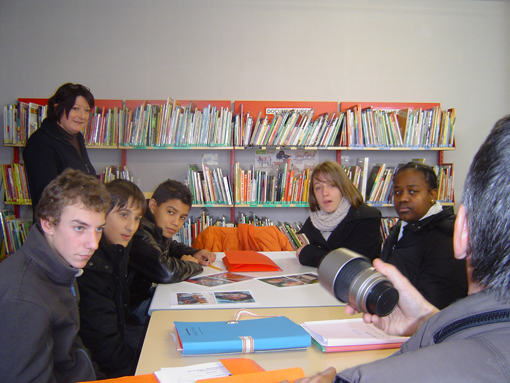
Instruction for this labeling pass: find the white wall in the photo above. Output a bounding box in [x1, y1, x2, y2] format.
[1, 0, 509, 222]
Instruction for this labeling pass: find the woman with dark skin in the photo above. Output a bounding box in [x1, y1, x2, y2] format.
[380, 162, 467, 309]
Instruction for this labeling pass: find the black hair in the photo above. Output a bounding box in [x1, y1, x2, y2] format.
[105, 179, 146, 215]
[395, 162, 438, 190]
[462, 115, 510, 299]
[46, 83, 95, 123]
[151, 179, 192, 207]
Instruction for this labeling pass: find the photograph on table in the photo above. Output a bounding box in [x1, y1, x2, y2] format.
[257, 273, 318, 287]
[184, 272, 254, 287]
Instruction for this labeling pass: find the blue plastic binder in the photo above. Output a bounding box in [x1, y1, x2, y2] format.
[174, 316, 311, 355]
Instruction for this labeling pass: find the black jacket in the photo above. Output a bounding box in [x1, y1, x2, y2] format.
[380, 207, 468, 309]
[23, 118, 95, 211]
[127, 205, 203, 311]
[78, 236, 145, 378]
[297, 204, 383, 267]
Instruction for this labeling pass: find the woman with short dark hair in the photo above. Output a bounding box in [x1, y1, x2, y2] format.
[23, 82, 96, 212]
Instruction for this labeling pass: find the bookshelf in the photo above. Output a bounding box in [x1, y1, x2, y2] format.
[3, 97, 456, 249]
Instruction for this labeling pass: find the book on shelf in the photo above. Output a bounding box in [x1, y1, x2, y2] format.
[434, 163, 454, 203]
[277, 222, 309, 250]
[187, 164, 232, 205]
[1, 163, 31, 205]
[100, 165, 133, 183]
[233, 161, 310, 205]
[174, 315, 310, 355]
[381, 217, 399, 241]
[340, 102, 454, 148]
[301, 318, 408, 353]
[0, 209, 32, 256]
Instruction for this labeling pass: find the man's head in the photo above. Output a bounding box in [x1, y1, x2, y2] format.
[149, 179, 192, 239]
[36, 169, 110, 269]
[455, 115, 510, 299]
[104, 179, 146, 247]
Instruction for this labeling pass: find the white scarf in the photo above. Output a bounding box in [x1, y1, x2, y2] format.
[310, 197, 351, 233]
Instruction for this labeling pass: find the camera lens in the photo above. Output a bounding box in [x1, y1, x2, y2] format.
[318, 248, 399, 317]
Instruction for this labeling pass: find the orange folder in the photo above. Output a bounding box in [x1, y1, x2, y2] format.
[222, 251, 282, 272]
[84, 358, 304, 383]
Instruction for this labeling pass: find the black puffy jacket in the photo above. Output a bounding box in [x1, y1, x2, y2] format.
[380, 207, 468, 309]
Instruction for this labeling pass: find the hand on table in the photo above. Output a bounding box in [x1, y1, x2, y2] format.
[345, 258, 439, 337]
[193, 249, 217, 265]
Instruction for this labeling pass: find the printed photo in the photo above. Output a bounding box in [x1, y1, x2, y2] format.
[214, 291, 256, 304]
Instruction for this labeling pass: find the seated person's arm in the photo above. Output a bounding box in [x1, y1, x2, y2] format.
[192, 249, 216, 265]
[130, 227, 203, 283]
[345, 258, 439, 337]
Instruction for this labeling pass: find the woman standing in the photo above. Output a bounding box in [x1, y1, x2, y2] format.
[297, 161, 382, 267]
[380, 162, 467, 309]
[23, 83, 96, 212]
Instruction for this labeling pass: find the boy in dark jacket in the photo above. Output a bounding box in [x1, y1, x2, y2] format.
[128, 179, 216, 321]
[0, 169, 110, 383]
[78, 179, 147, 378]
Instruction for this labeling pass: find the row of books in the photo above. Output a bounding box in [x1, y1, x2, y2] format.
[186, 164, 234, 205]
[4, 101, 455, 149]
[3, 102, 47, 145]
[118, 100, 234, 147]
[364, 163, 454, 205]
[277, 222, 309, 250]
[233, 162, 311, 205]
[0, 210, 32, 256]
[340, 105, 455, 148]
[381, 217, 399, 241]
[175, 209, 234, 247]
[1, 163, 31, 205]
[174, 208, 311, 250]
[233, 109, 344, 147]
[99, 165, 135, 184]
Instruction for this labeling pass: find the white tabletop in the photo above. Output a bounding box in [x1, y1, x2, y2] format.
[148, 251, 342, 314]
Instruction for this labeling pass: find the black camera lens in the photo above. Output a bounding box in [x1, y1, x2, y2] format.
[318, 248, 399, 317]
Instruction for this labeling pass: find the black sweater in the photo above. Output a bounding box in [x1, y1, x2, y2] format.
[23, 118, 95, 211]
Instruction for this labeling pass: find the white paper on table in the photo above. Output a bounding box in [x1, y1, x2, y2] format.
[154, 362, 231, 383]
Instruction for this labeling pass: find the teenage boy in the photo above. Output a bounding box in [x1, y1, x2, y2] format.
[295, 115, 510, 383]
[128, 179, 216, 319]
[77, 179, 147, 378]
[0, 169, 110, 383]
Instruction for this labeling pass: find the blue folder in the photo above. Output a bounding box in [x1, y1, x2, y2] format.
[174, 316, 311, 355]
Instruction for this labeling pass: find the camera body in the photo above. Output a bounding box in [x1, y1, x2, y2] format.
[318, 248, 399, 317]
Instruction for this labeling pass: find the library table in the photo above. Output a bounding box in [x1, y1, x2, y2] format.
[135, 306, 396, 376]
[148, 251, 341, 314]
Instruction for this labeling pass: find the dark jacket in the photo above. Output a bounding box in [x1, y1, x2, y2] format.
[78, 236, 145, 378]
[0, 225, 97, 383]
[380, 207, 467, 309]
[23, 118, 95, 210]
[127, 205, 203, 311]
[297, 204, 382, 267]
[337, 290, 510, 383]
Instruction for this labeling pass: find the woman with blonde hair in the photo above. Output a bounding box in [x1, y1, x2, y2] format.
[297, 161, 382, 267]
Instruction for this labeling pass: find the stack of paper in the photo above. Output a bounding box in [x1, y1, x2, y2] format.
[301, 318, 408, 353]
